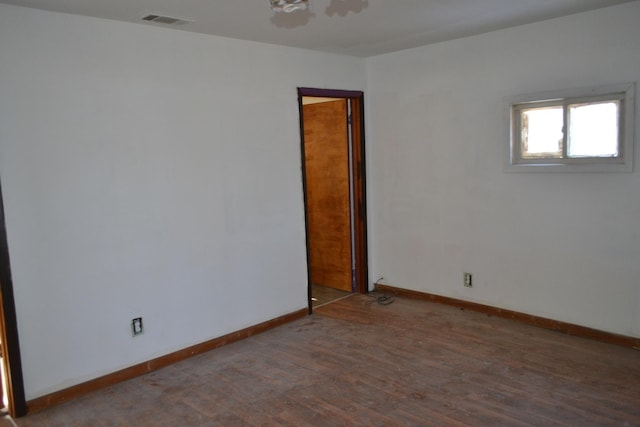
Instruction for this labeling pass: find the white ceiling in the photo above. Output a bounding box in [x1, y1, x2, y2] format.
[1, 0, 635, 57]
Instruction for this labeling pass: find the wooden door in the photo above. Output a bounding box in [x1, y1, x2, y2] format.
[303, 100, 352, 292]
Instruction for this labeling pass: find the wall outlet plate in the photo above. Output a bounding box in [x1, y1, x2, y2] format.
[463, 273, 473, 288]
[131, 317, 144, 336]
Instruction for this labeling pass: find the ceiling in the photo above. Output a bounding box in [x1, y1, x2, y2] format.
[1, 0, 635, 57]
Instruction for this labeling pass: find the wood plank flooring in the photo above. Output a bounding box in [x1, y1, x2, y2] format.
[15, 294, 640, 426]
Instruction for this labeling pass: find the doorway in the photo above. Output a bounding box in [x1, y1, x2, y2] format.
[297, 88, 368, 312]
[0, 179, 27, 417]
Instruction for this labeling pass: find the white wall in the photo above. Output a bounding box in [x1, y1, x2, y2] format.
[0, 4, 364, 399]
[367, 2, 640, 338]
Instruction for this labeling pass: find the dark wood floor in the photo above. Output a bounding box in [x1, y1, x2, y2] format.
[15, 294, 640, 426]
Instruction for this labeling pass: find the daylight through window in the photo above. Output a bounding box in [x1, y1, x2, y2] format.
[508, 84, 634, 172]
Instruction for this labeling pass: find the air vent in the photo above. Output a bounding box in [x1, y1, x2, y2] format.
[141, 14, 193, 26]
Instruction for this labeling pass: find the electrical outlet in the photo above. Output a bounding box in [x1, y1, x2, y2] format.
[463, 273, 473, 288]
[131, 317, 144, 336]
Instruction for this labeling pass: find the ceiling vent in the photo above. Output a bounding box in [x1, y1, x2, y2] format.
[141, 14, 193, 26]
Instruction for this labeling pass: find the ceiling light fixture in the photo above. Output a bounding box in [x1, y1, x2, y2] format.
[270, 0, 310, 13]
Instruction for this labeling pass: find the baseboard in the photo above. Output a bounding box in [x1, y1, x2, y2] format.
[375, 284, 640, 350]
[26, 308, 308, 415]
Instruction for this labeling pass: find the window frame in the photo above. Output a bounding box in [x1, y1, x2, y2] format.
[506, 83, 635, 173]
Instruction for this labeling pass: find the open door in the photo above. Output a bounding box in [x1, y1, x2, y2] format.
[298, 88, 368, 311]
[303, 99, 352, 292]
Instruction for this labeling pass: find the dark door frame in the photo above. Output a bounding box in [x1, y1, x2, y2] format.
[0, 178, 27, 417]
[297, 87, 369, 313]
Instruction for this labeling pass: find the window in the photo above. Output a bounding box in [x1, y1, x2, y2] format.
[507, 83, 635, 172]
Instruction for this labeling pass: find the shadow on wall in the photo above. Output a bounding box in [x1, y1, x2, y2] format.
[271, 0, 368, 28]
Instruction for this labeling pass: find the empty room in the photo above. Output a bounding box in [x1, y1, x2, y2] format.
[0, 0, 639, 425]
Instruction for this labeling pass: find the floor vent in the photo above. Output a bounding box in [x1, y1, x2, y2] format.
[141, 14, 193, 25]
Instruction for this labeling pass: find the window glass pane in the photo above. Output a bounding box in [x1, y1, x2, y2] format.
[568, 101, 619, 158]
[521, 107, 563, 158]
